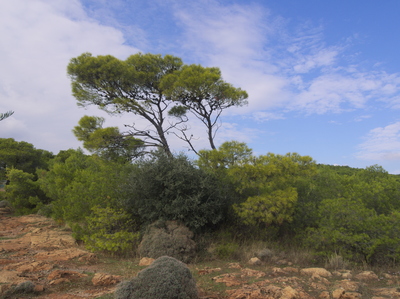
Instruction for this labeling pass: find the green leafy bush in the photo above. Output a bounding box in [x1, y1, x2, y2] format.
[213, 242, 239, 260]
[82, 206, 140, 255]
[114, 256, 198, 299]
[38, 150, 128, 223]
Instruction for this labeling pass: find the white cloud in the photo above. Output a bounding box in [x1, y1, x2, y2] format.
[356, 122, 400, 161]
[0, 0, 140, 153]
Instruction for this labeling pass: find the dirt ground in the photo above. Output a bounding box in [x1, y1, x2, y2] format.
[1, 212, 400, 298]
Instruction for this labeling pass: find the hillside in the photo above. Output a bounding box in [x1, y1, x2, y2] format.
[1, 212, 400, 298]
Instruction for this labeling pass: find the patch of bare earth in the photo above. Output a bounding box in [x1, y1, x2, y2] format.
[1, 212, 400, 298]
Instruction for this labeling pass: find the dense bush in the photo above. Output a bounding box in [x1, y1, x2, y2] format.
[114, 256, 198, 299]
[5, 168, 50, 214]
[82, 206, 140, 255]
[306, 197, 400, 264]
[38, 150, 128, 223]
[138, 220, 196, 263]
[0, 138, 54, 181]
[121, 152, 227, 231]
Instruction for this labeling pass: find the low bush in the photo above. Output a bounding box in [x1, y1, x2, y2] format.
[82, 206, 140, 255]
[138, 220, 196, 263]
[0, 281, 35, 299]
[114, 256, 198, 299]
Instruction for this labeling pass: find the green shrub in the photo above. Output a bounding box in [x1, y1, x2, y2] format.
[82, 206, 140, 255]
[306, 197, 400, 264]
[114, 256, 198, 299]
[138, 220, 196, 263]
[213, 242, 239, 260]
[38, 150, 128, 223]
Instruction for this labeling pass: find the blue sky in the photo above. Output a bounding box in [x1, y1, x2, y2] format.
[1, 0, 400, 173]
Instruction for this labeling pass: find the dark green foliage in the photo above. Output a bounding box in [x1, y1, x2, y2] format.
[122, 152, 227, 231]
[5, 168, 50, 215]
[0, 281, 35, 299]
[213, 242, 239, 260]
[138, 221, 196, 263]
[114, 256, 198, 299]
[0, 138, 54, 180]
[306, 197, 400, 264]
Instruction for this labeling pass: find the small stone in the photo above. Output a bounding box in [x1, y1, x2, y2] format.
[139, 257, 155, 266]
[301, 267, 332, 278]
[92, 273, 122, 286]
[355, 271, 378, 281]
[33, 284, 45, 292]
[228, 262, 242, 269]
[280, 286, 298, 299]
[332, 288, 345, 299]
[49, 278, 70, 285]
[342, 292, 362, 299]
[248, 257, 261, 265]
[319, 291, 330, 299]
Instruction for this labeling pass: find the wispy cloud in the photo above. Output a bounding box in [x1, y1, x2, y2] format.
[356, 122, 400, 161]
[170, 0, 400, 120]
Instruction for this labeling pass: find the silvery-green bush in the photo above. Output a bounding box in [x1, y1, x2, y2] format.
[138, 220, 196, 263]
[114, 256, 198, 299]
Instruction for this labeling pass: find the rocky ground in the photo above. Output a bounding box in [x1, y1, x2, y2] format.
[1, 211, 400, 298]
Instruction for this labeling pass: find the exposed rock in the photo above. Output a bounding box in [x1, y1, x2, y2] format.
[139, 257, 155, 266]
[341, 292, 362, 299]
[47, 269, 88, 281]
[30, 229, 76, 249]
[332, 287, 345, 299]
[92, 272, 122, 286]
[212, 273, 243, 286]
[0, 270, 26, 284]
[228, 262, 242, 269]
[241, 268, 266, 278]
[373, 287, 400, 297]
[197, 267, 222, 275]
[33, 284, 45, 292]
[319, 291, 330, 299]
[35, 247, 89, 261]
[78, 252, 97, 263]
[333, 280, 360, 292]
[248, 257, 262, 265]
[272, 267, 299, 275]
[49, 278, 70, 285]
[281, 286, 298, 299]
[355, 270, 378, 280]
[301, 267, 332, 278]
[6, 261, 54, 273]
